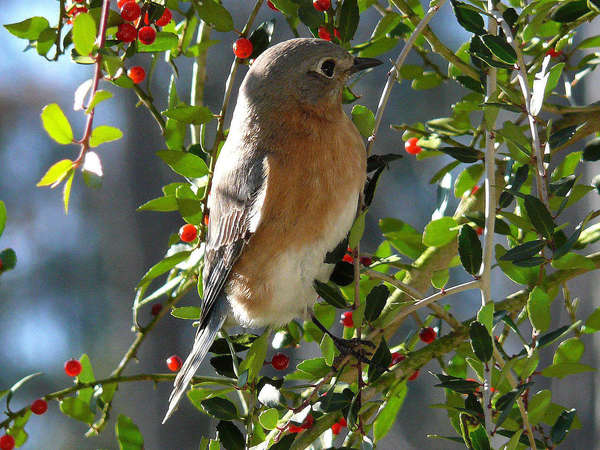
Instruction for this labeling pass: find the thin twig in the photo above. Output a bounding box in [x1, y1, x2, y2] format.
[190, 20, 211, 145]
[364, 268, 422, 299]
[492, 11, 549, 208]
[366, 0, 447, 156]
[132, 84, 166, 134]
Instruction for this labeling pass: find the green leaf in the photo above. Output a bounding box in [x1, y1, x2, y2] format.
[365, 285, 388, 322]
[552, 151, 582, 181]
[116, 414, 144, 450]
[216, 421, 244, 450]
[313, 280, 348, 308]
[298, 4, 324, 28]
[41, 104, 73, 145]
[248, 20, 275, 59]
[259, 408, 279, 430]
[368, 337, 392, 383]
[0, 201, 6, 237]
[499, 240, 545, 262]
[373, 382, 407, 442]
[583, 307, 600, 333]
[528, 390, 552, 425]
[551, 252, 595, 270]
[541, 362, 595, 378]
[549, 124, 578, 150]
[73, 13, 97, 56]
[423, 217, 459, 247]
[348, 210, 366, 248]
[201, 397, 238, 420]
[495, 383, 534, 429]
[551, 408, 576, 443]
[138, 32, 178, 52]
[338, 0, 359, 42]
[478, 303, 494, 334]
[62, 169, 75, 214]
[583, 137, 600, 161]
[171, 306, 201, 320]
[77, 354, 95, 406]
[162, 105, 214, 125]
[523, 195, 555, 238]
[437, 147, 482, 163]
[137, 196, 178, 212]
[379, 218, 424, 258]
[553, 337, 584, 365]
[482, 34, 517, 64]
[458, 225, 482, 275]
[320, 333, 336, 366]
[137, 251, 191, 287]
[294, 357, 330, 379]
[454, 164, 484, 197]
[469, 425, 491, 450]
[0, 249, 17, 271]
[270, 0, 299, 16]
[411, 72, 443, 90]
[37, 159, 74, 187]
[89, 125, 123, 147]
[528, 287, 552, 332]
[433, 374, 481, 394]
[238, 330, 268, 382]
[195, 1, 234, 32]
[4, 16, 49, 40]
[469, 321, 492, 362]
[60, 397, 95, 424]
[37, 27, 57, 56]
[351, 105, 375, 137]
[157, 151, 210, 178]
[451, 1, 485, 35]
[551, 0, 590, 22]
[187, 388, 235, 408]
[86, 90, 113, 113]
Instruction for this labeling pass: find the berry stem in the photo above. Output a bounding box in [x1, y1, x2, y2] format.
[73, 0, 111, 168]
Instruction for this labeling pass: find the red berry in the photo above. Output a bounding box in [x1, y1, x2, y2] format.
[179, 224, 198, 242]
[30, 398, 48, 415]
[203, 214, 209, 226]
[313, 0, 331, 11]
[74, 0, 86, 2]
[116, 22, 137, 43]
[408, 369, 420, 381]
[0, 435, 15, 450]
[151, 303, 163, 316]
[233, 38, 253, 59]
[546, 48, 562, 58]
[155, 8, 172, 27]
[318, 26, 331, 41]
[271, 352, 290, 370]
[0, 258, 3, 270]
[419, 327, 437, 343]
[166, 355, 183, 372]
[267, 0, 278, 10]
[476, 227, 484, 236]
[390, 352, 405, 367]
[302, 414, 314, 429]
[342, 253, 353, 263]
[334, 28, 341, 40]
[120, 1, 141, 22]
[288, 424, 304, 433]
[127, 66, 146, 84]
[359, 256, 372, 266]
[340, 311, 354, 328]
[331, 422, 342, 435]
[138, 26, 157, 45]
[470, 185, 480, 195]
[405, 137, 422, 155]
[72, 6, 88, 17]
[117, 0, 132, 8]
[64, 359, 82, 377]
[338, 417, 347, 427]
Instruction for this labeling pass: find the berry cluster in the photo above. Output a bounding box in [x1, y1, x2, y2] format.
[266, 0, 341, 43]
[65, 1, 88, 24]
[288, 414, 314, 433]
[116, 1, 172, 46]
[342, 247, 372, 266]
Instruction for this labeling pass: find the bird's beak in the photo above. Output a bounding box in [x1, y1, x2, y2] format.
[350, 57, 383, 73]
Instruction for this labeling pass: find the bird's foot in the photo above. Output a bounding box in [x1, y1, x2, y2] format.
[331, 335, 375, 365]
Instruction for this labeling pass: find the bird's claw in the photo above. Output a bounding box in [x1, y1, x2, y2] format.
[332, 336, 375, 365]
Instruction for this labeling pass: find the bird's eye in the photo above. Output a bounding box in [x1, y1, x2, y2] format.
[320, 59, 336, 77]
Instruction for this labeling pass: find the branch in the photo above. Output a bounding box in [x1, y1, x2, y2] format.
[132, 84, 166, 134]
[366, 0, 447, 155]
[190, 20, 212, 145]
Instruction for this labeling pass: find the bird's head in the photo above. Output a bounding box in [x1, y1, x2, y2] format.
[241, 38, 381, 117]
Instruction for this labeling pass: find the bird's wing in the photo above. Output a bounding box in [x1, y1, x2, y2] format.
[199, 149, 268, 328]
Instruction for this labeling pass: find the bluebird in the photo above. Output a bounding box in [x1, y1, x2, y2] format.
[163, 38, 381, 422]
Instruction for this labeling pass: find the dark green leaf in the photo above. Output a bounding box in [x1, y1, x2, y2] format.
[499, 240, 545, 262]
[551, 0, 590, 22]
[201, 397, 238, 420]
[512, 256, 546, 267]
[157, 150, 210, 178]
[434, 374, 481, 394]
[482, 34, 517, 64]
[523, 195, 555, 238]
[469, 321, 492, 362]
[238, 331, 268, 382]
[583, 137, 600, 161]
[137, 196, 178, 212]
[437, 147, 483, 163]
[451, 1, 485, 35]
[0, 249, 17, 271]
[195, 1, 234, 32]
[456, 76, 485, 94]
[298, 4, 324, 28]
[216, 421, 244, 450]
[338, 0, 360, 42]
[495, 383, 534, 429]
[209, 333, 258, 354]
[551, 408, 576, 443]
[313, 280, 348, 308]
[210, 354, 240, 378]
[249, 21, 275, 59]
[367, 153, 402, 172]
[320, 392, 351, 412]
[550, 176, 576, 197]
[458, 225, 482, 275]
[549, 125, 579, 150]
[137, 251, 191, 287]
[365, 285, 389, 322]
[368, 337, 392, 383]
[116, 414, 144, 450]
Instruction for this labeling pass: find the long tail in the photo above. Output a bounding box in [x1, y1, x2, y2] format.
[162, 298, 228, 423]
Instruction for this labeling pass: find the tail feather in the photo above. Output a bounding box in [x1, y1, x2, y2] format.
[162, 299, 228, 423]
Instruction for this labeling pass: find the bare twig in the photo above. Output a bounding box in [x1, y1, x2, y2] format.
[190, 20, 212, 145]
[367, 0, 447, 156]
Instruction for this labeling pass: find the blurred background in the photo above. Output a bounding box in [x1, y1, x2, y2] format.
[1, 1, 599, 448]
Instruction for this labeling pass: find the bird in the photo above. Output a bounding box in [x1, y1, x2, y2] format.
[163, 38, 381, 423]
